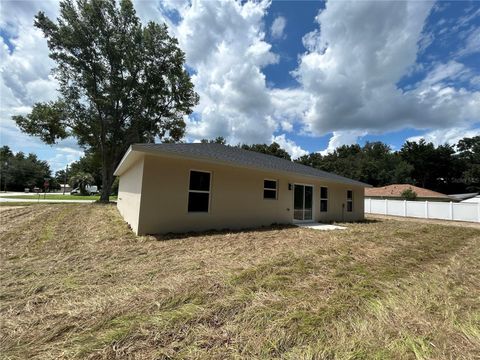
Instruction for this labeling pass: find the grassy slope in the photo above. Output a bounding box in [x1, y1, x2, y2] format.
[0, 194, 117, 201]
[0, 204, 479, 359]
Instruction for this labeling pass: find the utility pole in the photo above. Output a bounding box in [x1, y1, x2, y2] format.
[63, 164, 68, 195]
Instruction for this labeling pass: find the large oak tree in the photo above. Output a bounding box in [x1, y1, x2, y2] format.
[14, 0, 199, 201]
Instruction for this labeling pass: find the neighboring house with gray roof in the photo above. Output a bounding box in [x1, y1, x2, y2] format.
[114, 143, 370, 235]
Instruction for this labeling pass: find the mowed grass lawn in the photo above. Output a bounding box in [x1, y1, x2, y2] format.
[1, 204, 479, 359]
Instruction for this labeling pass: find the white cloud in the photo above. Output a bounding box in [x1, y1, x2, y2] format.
[407, 127, 480, 147]
[178, 0, 280, 145]
[419, 60, 471, 87]
[271, 16, 286, 39]
[320, 130, 367, 155]
[0, 1, 82, 172]
[457, 27, 480, 57]
[272, 134, 307, 159]
[293, 0, 480, 136]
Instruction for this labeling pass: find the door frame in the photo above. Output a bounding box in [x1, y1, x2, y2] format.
[292, 183, 315, 223]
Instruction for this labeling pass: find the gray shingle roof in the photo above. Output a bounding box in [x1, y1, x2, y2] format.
[131, 143, 370, 187]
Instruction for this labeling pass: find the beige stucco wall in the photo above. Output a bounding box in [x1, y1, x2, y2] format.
[117, 157, 145, 234]
[134, 154, 365, 235]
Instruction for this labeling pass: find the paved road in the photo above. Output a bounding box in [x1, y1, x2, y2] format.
[0, 192, 96, 203]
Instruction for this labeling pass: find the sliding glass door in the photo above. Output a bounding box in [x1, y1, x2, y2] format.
[293, 184, 313, 221]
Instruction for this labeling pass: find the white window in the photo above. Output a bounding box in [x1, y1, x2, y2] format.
[320, 187, 328, 212]
[188, 171, 211, 212]
[347, 190, 353, 212]
[264, 179, 277, 199]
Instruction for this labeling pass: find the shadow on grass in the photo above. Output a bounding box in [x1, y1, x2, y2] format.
[151, 223, 298, 241]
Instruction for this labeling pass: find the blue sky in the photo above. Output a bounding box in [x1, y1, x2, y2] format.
[1, 0, 479, 172]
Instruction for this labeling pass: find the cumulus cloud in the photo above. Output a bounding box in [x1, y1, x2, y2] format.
[0, 1, 86, 171]
[272, 134, 307, 159]
[320, 130, 367, 155]
[178, 0, 280, 145]
[271, 16, 286, 39]
[293, 0, 480, 136]
[407, 127, 480, 147]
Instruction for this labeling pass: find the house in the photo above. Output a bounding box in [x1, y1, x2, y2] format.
[460, 195, 480, 203]
[365, 184, 452, 202]
[448, 193, 478, 202]
[114, 143, 370, 235]
[59, 184, 72, 193]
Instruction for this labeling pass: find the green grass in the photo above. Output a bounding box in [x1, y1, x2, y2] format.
[1, 204, 479, 359]
[0, 194, 117, 201]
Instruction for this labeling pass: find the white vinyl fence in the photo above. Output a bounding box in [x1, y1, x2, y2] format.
[365, 198, 480, 223]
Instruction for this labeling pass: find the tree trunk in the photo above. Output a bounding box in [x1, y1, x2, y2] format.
[99, 175, 114, 202]
[99, 155, 115, 203]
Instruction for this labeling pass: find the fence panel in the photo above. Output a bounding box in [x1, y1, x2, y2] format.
[428, 202, 450, 220]
[386, 200, 404, 216]
[453, 203, 478, 222]
[370, 199, 386, 214]
[365, 198, 479, 223]
[406, 201, 426, 218]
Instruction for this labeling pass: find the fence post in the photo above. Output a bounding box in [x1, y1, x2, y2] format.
[449, 201, 453, 220]
[404, 200, 407, 217]
[368, 198, 372, 213]
[425, 201, 429, 219]
[385, 199, 388, 215]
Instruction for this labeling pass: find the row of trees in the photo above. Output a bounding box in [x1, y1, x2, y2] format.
[203, 136, 479, 194]
[0, 145, 103, 194]
[2, 135, 478, 195]
[295, 137, 479, 194]
[0, 146, 51, 191]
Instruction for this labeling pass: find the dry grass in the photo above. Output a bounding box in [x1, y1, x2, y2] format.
[0, 204, 479, 359]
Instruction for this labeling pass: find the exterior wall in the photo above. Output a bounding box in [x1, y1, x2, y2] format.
[117, 157, 145, 234]
[136, 155, 365, 234]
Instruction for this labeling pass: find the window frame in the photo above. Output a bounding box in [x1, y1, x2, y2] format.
[187, 169, 212, 213]
[263, 179, 278, 200]
[346, 189, 353, 212]
[320, 186, 328, 212]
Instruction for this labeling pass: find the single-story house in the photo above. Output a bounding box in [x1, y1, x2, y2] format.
[460, 195, 480, 203]
[114, 143, 370, 235]
[365, 184, 453, 202]
[449, 193, 479, 202]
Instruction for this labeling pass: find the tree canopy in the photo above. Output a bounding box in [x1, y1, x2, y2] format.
[296, 142, 412, 187]
[13, 0, 198, 201]
[296, 137, 478, 193]
[0, 146, 52, 191]
[240, 142, 291, 161]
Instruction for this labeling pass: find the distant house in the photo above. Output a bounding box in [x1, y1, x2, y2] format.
[114, 143, 370, 235]
[460, 195, 480, 203]
[365, 184, 453, 202]
[449, 193, 479, 202]
[59, 184, 72, 193]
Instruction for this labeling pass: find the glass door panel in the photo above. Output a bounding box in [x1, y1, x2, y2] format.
[304, 186, 313, 220]
[293, 185, 313, 221]
[294, 185, 304, 220]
